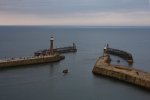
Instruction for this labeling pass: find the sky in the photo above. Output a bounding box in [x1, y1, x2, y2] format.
[0, 0, 150, 26]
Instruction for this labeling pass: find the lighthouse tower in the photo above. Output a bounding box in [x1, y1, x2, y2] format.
[50, 36, 54, 55]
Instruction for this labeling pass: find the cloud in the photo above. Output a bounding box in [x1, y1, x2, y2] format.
[0, 11, 149, 26]
[0, 0, 149, 25]
[0, 0, 149, 15]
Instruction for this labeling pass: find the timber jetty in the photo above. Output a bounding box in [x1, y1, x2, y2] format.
[93, 45, 150, 89]
[0, 36, 76, 68]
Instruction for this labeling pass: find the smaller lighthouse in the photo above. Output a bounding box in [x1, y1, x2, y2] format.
[49, 36, 54, 55]
[103, 44, 109, 55]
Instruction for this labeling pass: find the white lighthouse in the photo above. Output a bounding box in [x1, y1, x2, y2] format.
[50, 36, 54, 55]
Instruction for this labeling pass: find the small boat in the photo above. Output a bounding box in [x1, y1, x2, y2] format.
[63, 69, 68, 73]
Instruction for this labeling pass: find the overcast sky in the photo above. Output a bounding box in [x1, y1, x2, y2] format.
[0, 0, 149, 25]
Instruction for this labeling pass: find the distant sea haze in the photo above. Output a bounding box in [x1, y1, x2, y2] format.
[0, 26, 150, 100]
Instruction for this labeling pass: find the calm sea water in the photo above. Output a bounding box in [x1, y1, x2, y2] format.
[0, 26, 150, 100]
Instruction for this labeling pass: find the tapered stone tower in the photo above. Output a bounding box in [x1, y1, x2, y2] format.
[50, 36, 54, 55]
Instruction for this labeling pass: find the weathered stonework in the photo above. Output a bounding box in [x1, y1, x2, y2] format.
[0, 54, 64, 68]
[93, 55, 150, 89]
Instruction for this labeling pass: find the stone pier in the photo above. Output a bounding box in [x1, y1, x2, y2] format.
[92, 54, 150, 90]
[0, 54, 64, 68]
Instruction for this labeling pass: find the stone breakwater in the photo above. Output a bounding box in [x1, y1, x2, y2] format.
[34, 43, 77, 56]
[92, 55, 150, 89]
[0, 54, 65, 68]
[106, 47, 133, 64]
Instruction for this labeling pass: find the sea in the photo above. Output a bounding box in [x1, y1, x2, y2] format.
[0, 26, 150, 100]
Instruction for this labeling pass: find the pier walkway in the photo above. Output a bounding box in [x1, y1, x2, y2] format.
[0, 54, 64, 68]
[34, 43, 77, 56]
[93, 54, 150, 90]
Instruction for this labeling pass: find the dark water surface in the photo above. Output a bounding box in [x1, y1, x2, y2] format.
[0, 26, 150, 100]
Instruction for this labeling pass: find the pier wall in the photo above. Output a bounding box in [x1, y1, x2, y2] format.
[0, 54, 64, 68]
[93, 56, 150, 89]
[93, 67, 150, 89]
[34, 44, 77, 56]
